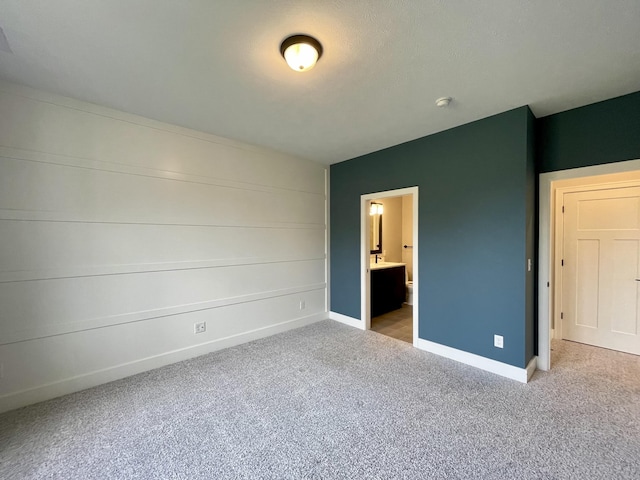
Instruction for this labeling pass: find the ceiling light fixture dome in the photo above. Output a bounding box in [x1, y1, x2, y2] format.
[280, 34, 323, 72]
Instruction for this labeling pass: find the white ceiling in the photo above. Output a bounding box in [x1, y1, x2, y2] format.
[0, 1, 639, 165]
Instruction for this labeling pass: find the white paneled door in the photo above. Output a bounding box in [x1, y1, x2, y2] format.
[562, 186, 640, 355]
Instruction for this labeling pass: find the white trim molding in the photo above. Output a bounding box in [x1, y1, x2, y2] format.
[417, 339, 537, 383]
[329, 311, 365, 330]
[0, 313, 326, 414]
[360, 187, 419, 342]
[526, 356, 538, 381]
[538, 158, 640, 372]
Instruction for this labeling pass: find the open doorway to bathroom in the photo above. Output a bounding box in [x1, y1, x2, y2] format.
[361, 187, 418, 345]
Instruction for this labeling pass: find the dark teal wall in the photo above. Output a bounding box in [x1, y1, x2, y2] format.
[330, 107, 535, 368]
[538, 91, 640, 173]
[525, 109, 537, 363]
[331, 91, 639, 371]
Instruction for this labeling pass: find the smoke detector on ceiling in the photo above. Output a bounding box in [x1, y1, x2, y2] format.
[435, 97, 452, 108]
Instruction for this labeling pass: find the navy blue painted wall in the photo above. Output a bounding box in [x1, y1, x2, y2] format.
[538, 91, 640, 173]
[330, 107, 535, 368]
[525, 109, 537, 361]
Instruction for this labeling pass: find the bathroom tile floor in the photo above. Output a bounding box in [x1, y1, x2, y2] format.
[371, 304, 413, 343]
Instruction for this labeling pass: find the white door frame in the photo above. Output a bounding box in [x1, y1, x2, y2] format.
[538, 158, 640, 371]
[361, 186, 419, 346]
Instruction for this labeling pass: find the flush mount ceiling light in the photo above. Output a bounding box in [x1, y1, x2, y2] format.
[280, 34, 323, 72]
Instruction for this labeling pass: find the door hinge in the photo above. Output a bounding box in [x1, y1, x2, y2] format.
[561, 312, 564, 320]
[562, 205, 565, 213]
[561, 259, 564, 266]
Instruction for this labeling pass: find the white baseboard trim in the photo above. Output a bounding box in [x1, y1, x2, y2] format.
[329, 311, 365, 330]
[526, 355, 538, 381]
[416, 339, 537, 383]
[0, 313, 326, 414]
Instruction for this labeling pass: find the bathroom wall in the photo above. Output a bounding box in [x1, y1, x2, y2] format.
[0, 81, 327, 412]
[401, 195, 413, 281]
[379, 197, 402, 262]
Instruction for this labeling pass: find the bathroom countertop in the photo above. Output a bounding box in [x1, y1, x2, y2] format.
[370, 261, 406, 271]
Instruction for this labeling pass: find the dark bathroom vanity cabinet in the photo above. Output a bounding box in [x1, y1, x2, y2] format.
[371, 264, 406, 317]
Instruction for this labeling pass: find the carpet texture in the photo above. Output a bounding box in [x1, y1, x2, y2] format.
[1, 320, 639, 479]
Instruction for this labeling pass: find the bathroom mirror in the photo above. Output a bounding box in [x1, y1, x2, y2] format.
[370, 202, 383, 254]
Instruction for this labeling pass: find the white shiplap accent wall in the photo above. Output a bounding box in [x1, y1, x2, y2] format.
[0, 82, 327, 412]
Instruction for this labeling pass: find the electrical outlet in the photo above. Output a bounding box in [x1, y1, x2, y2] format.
[494, 335, 504, 349]
[299, 300, 306, 310]
[194, 321, 206, 334]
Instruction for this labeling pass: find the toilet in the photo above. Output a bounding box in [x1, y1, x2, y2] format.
[406, 281, 414, 305]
